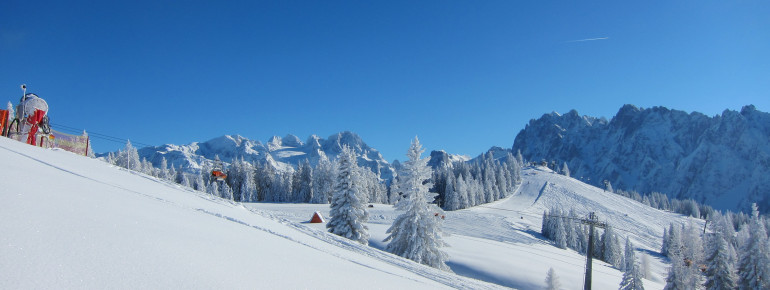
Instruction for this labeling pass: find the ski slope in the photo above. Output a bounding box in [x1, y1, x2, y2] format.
[250, 167, 703, 289]
[1, 135, 701, 289]
[0, 137, 501, 289]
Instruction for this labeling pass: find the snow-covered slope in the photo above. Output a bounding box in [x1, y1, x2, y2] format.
[131, 131, 394, 180]
[0, 137, 499, 289]
[513, 104, 770, 213]
[249, 166, 700, 289]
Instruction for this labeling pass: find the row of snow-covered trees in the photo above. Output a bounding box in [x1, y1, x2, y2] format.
[661, 203, 770, 289]
[429, 151, 522, 211]
[105, 140, 388, 204]
[222, 155, 388, 204]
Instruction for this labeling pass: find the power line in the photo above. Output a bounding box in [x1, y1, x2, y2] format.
[50, 122, 153, 148]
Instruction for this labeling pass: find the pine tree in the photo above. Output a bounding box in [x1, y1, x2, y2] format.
[384, 137, 450, 271]
[117, 140, 141, 171]
[311, 154, 335, 204]
[704, 234, 737, 290]
[737, 203, 770, 290]
[327, 145, 369, 245]
[603, 226, 623, 269]
[545, 267, 561, 290]
[443, 173, 460, 211]
[562, 162, 570, 177]
[208, 181, 219, 197]
[159, 157, 169, 180]
[240, 167, 256, 202]
[553, 209, 567, 249]
[619, 238, 644, 290]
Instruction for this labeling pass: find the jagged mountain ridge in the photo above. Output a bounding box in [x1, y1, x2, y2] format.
[512, 104, 770, 213]
[134, 131, 394, 180]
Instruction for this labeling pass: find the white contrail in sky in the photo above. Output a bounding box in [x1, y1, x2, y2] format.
[565, 37, 610, 43]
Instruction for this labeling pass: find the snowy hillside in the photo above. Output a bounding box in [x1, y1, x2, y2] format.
[0, 137, 498, 289]
[513, 104, 770, 213]
[129, 131, 394, 180]
[2, 134, 705, 289]
[249, 166, 701, 289]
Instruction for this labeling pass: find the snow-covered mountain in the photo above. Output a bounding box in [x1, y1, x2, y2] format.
[132, 131, 395, 180]
[512, 104, 770, 213]
[427, 150, 471, 169]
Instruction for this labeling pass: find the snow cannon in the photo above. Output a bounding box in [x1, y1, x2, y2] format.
[8, 85, 52, 146]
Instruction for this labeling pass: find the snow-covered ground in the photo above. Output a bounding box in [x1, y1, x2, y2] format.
[249, 167, 703, 290]
[1, 136, 699, 289]
[0, 137, 500, 289]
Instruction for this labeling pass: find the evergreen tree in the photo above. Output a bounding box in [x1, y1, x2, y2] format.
[240, 167, 256, 202]
[180, 172, 191, 188]
[293, 159, 313, 202]
[545, 267, 561, 290]
[553, 209, 567, 249]
[443, 173, 460, 211]
[208, 181, 219, 197]
[704, 234, 737, 290]
[117, 140, 141, 171]
[384, 137, 450, 271]
[456, 175, 469, 209]
[737, 203, 770, 290]
[311, 154, 335, 204]
[619, 238, 644, 290]
[603, 226, 623, 268]
[159, 157, 169, 180]
[562, 162, 570, 177]
[327, 146, 369, 245]
[221, 182, 234, 200]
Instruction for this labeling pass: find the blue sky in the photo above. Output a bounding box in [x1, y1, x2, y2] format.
[2, 1, 768, 161]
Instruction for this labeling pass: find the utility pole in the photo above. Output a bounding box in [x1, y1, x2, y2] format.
[582, 212, 606, 290]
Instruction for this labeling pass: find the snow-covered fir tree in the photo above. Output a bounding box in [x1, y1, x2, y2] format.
[737, 203, 770, 290]
[159, 157, 169, 180]
[384, 137, 450, 271]
[602, 226, 623, 269]
[561, 162, 570, 177]
[443, 173, 460, 211]
[704, 234, 737, 290]
[327, 145, 369, 245]
[619, 238, 644, 290]
[239, 166, 256, 202]
[292, 159, 313, 202]
[116, 140, 141, 171]
[544, 267, 561, 290]
[311, 154, 335, 204]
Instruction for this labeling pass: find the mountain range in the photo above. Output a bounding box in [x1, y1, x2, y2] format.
[128, 104, 769, 213]
[134, 131, 395, 180]
[512, 104, 770, 213]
